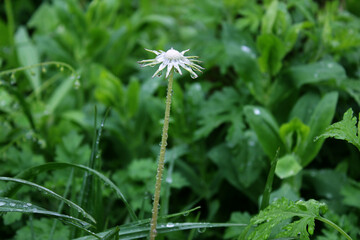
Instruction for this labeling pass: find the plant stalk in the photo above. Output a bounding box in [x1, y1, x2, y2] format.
[150, 70, 174, 240]
[316, 216, 353, 240]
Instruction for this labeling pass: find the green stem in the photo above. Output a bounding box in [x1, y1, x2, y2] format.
[316, 216, 353, 240]
[150, 70, 174, 240]
[0, 61, 76, 77]
[260, 148, 279, 210]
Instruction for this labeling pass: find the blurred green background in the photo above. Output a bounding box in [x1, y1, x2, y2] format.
[1, 0, 360, 239]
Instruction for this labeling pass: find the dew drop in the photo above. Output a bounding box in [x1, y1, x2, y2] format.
[10, 74, 16, 85]
[9, 203, 16, 207]
[166, 222, 175, 228]
[241, 45, 251, 53]
[166, 176, 172, 184]
[190, 72, 198, 79]
[74, 80, 81, 90]
[253, 108, 261, 115]
[197, 227, 206, 233]
[42, 67, 47, 73]
[183, 212, 189, 216]
[60, 66, 64, 72]
[26, 203, 32, 207]
[38, 139, 46, 149]
[0, 202, 6, 206]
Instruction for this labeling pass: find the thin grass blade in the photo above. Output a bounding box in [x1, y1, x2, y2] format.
[0, 177, 95, 223]
[1, 162, 137, 221]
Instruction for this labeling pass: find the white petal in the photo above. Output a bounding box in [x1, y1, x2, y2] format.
[166, 63, 174, 78]
[174, 64, 182, 75]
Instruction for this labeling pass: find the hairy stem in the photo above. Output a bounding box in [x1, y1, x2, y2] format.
[150, 70, 174, 240]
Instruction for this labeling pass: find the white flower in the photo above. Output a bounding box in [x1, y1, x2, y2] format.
[138, 47, 204, 79]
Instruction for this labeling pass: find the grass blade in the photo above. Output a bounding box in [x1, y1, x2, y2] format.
[0, 197, 97, 236]
[1, 162, 137, 221]
[74, 222, 247, 240]
[0, 176, 95, 223]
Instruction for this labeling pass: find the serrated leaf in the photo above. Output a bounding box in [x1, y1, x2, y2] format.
[240, 198, 328, 240]
[315, 108, 360, 151]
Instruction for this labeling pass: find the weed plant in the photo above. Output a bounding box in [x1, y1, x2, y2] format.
[0, 0, 360, 239]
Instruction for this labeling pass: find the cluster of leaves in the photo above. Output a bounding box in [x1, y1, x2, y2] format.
[0, 0, 360, 239]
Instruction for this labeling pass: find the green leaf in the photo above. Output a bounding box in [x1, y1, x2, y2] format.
[341, 181, 360, 209]
[275, 154, 302, 179]
[315, 108, 360, 151]
[244, 106, 285, 159]
[46, 75, 76, 114]
[298, 92, 338, 166]
[14, 27, 41, 96]
[284, 61, 346, 88]
[240, 198, 328, 240]
[261, 0, 278, 34]
[195, 87, 241, 139]
[224, 212, 251, 239]
[279, 118, 310, 152]
[15, 218, 70, 240]
[257, 34, 286, 76]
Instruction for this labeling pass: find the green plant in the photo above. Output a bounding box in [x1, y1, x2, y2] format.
[138, 48, 203, 239]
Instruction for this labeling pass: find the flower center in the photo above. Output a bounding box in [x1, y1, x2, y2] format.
[165, 48, 182, 60]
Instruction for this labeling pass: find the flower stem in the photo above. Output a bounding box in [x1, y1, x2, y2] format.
[150, 70, 174, 240]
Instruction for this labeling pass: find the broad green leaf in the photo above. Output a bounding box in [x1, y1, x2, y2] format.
[28, 3, 59, 33]
[289, 92, 321, 124]
[261, 0, 278, 34]
[14, 27, 41, 96]
[298, 92, 338, 166]
[244, 106, 285, 158]
[0, 177, 95, 223]
[275, 154, 302, 179]
[257, 34, 286, 76]
[240, 198, 328, 240]
[284, 61, 346, 88]
[315, 108, 360, 151]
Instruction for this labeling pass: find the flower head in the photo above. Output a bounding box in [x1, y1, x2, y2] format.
[138, 47, 204, 79]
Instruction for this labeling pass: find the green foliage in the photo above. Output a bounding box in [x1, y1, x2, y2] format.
[316, 108, 360, 151]
[240, 198, 328, 240]
[1, 0, 359, 239]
